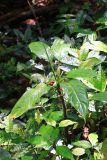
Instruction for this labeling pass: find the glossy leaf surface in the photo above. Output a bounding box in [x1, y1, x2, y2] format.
[63, 80, 89, 119]
[56, 146, 74, 160]
[10, 83, 49, 119]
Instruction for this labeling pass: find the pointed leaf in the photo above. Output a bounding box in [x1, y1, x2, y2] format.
[83, 68, 106, 91]
[63, 80, 89, 119]
[101, 138, 107, 158]
[28, 136, 49, 147]
[59, 120, 77, 127]
[51, 38, 80, 66]
[80, 58, 101, 68]
[56, 146, 74, 160]
[48, 111, 63, 121]
[24, 26, 32, 42]
[88, 133, 98, 146]
[39, 125, 59, 143]
[92, 41, 107, 53]
[10, 83, 49, 119]
[81, 41, 107, 53]
[88, 68, 106, 92]
[73, 140, 92, 149]
[29, 41, 51, 60]
[67, 68, 96, 79]
[96, 17, 107, 25]
[91, 92, 107, 102]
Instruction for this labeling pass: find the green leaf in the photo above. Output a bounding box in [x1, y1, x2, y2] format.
[63, 80, 89, 119]
[21, 156, 33, 160]
[28, 136, 49, 147]
[96, 17, 107, 25]
[35, 109, 42, 124]
[81, 41, 107, 53]
[56, 146, 74, 160]
[72, 148, 85, 156]
[37, 151, 48, 160]
[89, 71, 106, 92]
[28, 125, 59, 147]
[97, 68, 106, 91]
[45, 119, 56, 127]
[101, 138, 107, 158]
[17, 62, 27, 72]
[67, 68, 96, 79]
[59, 120, 77, 127]
[88, 133, 98, 146]
[39, 125, 59, 143]
[10, 83, 49, 119]
[80, 57, 101, 68]
[48, 111, 63, 121]
[24, 26, 32, 42]
[43, 111, 63, 126]
[91, 92, 107, 102]
[73, 140, 92, 149]
[51, 38, 80, 66]
[97, 25, 107, 31]
[83, 68, 106, 91]
[29, 41, 51, 61]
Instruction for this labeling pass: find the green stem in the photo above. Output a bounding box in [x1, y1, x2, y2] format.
[27, 0, 68, 143]
[43, 45, 67, 119]
[43, 45, 69, 144]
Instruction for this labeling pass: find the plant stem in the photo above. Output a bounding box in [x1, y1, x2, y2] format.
[44, 46, 67, 120]
[76, 156, 79, 160]
[44, 46, 69, 144]
[27, 0, 42, 37]
[27, 0, 68, 144]
[44, 45, 69, 144]
[57, 83, 67, 119]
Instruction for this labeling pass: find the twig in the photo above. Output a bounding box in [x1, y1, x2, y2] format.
[27, 0, 42, 36]
[0, 4, 60, 26]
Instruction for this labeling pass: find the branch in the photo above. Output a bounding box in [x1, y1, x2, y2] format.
[0, 4, 60, 26]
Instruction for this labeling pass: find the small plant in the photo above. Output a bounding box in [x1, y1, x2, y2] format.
[0, 1, 107, 159]
[0, 33, 107, 159]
